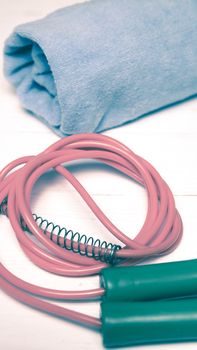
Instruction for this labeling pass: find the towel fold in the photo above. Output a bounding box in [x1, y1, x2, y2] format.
[4, 0, 197, 136]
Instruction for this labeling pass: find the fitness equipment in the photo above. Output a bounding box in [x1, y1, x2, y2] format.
[1, 133, 196, 348]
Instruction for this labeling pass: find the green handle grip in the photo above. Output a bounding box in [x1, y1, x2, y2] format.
[101, 259, 197, 301]
[101, 299, 197, 348]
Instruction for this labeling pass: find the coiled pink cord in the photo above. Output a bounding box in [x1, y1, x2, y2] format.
[0, 133, 183, 328]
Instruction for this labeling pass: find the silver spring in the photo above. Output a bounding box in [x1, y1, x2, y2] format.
[0, 201, 121, 263]
[32, 213, 121, 264]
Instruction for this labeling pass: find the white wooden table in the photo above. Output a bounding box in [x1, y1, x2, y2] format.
[0, 1, 197, 349]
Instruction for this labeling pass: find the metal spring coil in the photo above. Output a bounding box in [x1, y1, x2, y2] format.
[30, 214, 121, 264]
[0, 201, 121, 264]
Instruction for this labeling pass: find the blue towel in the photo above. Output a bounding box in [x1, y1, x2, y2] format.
[4, 0, 197, 136]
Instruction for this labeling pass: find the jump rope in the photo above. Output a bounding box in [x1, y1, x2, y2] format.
[1, 133, 197, 347]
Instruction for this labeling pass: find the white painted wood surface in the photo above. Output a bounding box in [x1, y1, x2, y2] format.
[0, 1, 197, 349]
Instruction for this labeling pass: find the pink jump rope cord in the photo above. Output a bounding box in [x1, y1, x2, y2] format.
[0, 133, 183, 328]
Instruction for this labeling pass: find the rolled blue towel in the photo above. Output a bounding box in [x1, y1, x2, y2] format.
[4, 0, 197, 136]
